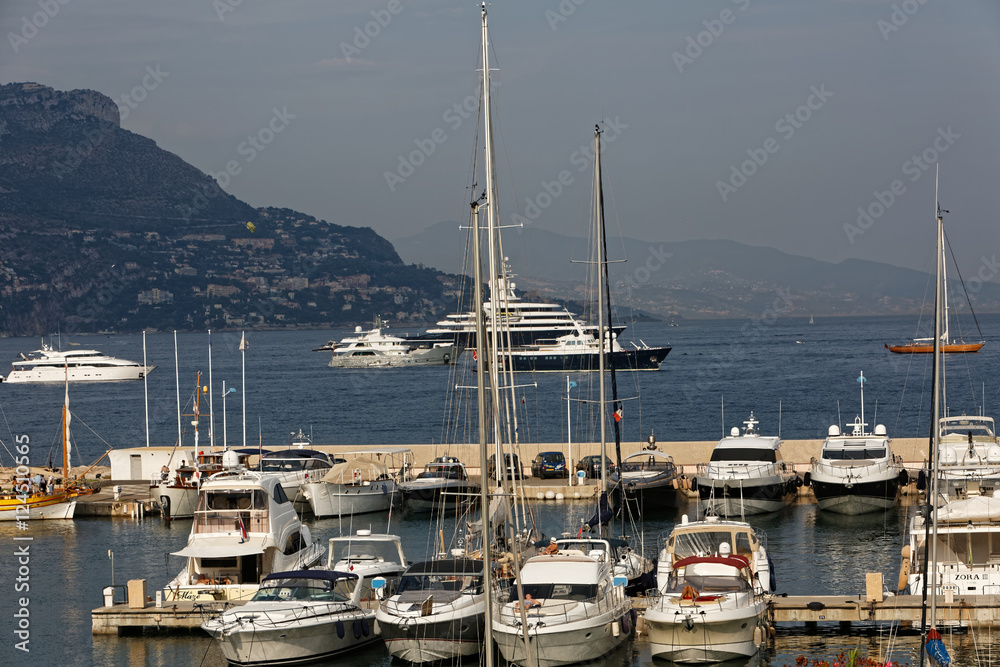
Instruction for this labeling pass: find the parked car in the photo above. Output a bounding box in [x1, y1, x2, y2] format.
[576, 455, 617, 480]
[531, 452, 569, 479]
[487, 453, 523, 480]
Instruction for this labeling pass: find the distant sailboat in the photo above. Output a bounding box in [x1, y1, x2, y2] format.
[809, 315, 814, 325]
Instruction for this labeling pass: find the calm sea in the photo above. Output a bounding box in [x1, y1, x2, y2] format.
[2, 314, 1000, 665]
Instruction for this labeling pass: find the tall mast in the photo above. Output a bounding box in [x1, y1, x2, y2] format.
[594, 126, 608, 494]
[63, 365, 70, 489]
[929, 197, 945, 628]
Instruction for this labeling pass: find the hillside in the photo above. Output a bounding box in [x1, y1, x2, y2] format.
[0, 83, 466, 336]
[393, 221, 1000, 319]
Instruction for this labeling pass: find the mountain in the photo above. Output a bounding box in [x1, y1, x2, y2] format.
[0, 82, 466, 336]
[392, 221, 1000, 319]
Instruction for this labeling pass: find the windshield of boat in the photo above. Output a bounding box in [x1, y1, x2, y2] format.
[199, 489, 269, 511]
[672, 531, 753, 560]
[417, 465, 465, 480]
[710, 448, 776, 463]
[252, 576, 353, 602]
[622, 456, 673, 472]
[518, 583, 599, 602]
[823, 448, 886, 460]
[664, 574, 749, 595]
[333, 539, 400, 564]
[397, 574, 482, 594]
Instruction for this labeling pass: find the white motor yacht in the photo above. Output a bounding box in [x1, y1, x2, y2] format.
[645, 514, 772, 663]
[300, 447, 412, 518]
[164, 471, 324, 601]
[327, 529, 409, 595]
[936, 415, 1000, 499]
[153, 448, 264, 520]
[2, 342, 155, 383]
[614, 450, 682, 510]
[493, 538, 633, 667]
[696, 413, 799, 516]
[257, 445, 342, 509]
[202, 569, 379, 665]
[809, 416, 905, 514]
[328, 318, 461, 368]
[376, 557, 486, 663]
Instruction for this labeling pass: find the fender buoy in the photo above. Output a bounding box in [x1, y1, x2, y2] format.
[803, 472, 811, 487]
[353, 619, 362, 639]
[917, 469, 927, 491]
[336, 620, 345, 638]
[362, 618, 370, 636]
[899, 469, 909, 486]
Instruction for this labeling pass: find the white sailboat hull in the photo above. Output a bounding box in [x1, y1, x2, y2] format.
[0, 497, 77, 520]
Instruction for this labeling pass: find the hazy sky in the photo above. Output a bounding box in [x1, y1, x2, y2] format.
[3, 0, 999, 275]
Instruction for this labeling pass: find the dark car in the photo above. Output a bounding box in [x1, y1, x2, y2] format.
[531, 451, 569, 479]
[576, 455, 617, 480]
[487, 453, 523, 480]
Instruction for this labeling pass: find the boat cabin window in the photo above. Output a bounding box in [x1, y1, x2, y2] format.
[417, 465, 466, 480]
[398, 574, 483, 594]
[518, 583, 599, 602]
[201, 557, 238, 569]
[710, 448, 776, 463]
[201, 489, 268, 511]
[665, 574, 749, 595]
[674, 531, 738, 559]
[283, 531, 303, 555]
[252, 576, 353, 602]
[823, 448, 885, 460]
[272, 484, 290, 505]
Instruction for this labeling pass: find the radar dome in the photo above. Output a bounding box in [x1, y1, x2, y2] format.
[222, 449, 240, 468]
[828, 425, 841, 436]
[730, 427, 740, 437]
[987, 445, 1000, 464]
[874, 424, 887, 436]
[941, 446, 958, 465]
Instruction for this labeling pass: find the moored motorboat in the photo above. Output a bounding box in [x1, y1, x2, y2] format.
[164, 471, 323, 601]
[696, 413, 799, 516]
[645, 514, 772, 663]
[398, 455, 480, 513]
[493, 538, 633, 667]
[935, 414, 1000, 499]
[202, 569, 379, 666]
[375, 557, 486, 663]
[1, 341, 154, 383]
[256, 444, 342, 509]
[327, 529, 409, 594]
[809, 415, 905, 515]
[300, 447, 412, 518]
[153, 448, 264, 520]
[614, 449, 682, 510]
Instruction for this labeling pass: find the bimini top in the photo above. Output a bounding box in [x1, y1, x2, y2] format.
[262, 569, 357, 583]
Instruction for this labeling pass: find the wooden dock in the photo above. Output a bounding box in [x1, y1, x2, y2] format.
[768, 594, 1000, 629]
[76, 482, 159, 517]
[92, 599, 245, 635]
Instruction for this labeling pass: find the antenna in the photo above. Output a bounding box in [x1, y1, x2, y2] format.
[721, 395, 725, 438]
[778, 400, 782, 439]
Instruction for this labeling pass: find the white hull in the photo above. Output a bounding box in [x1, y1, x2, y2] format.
[493, 611, 631, 667]
[701, 493, 788, 516]
[301, 480, 395, 517]
[377, 603, 484, 663]
[3, 365, 154, 384]
[156, 485, 198, 519]
[814, 491, 894, 515]
[646, 602, 764, 663]
[328, 344, 461, 368]
[208, 610, 378, 666]
[0, 498, 77, 520]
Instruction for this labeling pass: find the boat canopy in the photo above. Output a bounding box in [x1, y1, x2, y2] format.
[404, 558, 484, 576]
[171, 536, 268, 558]
[320, 457, 389, 484]
[263, 569, 356, 583]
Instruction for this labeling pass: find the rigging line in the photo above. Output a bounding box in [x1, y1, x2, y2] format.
[943, 229, 985, 340]
[0, 400, 18, 464]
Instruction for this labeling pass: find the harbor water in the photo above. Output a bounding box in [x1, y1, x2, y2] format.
[2, 313, 1000, 665]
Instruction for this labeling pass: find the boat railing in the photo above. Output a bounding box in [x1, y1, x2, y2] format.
[494, 585, 627, 625]
[810, 457, 896, 478]
[698, 461, 783, 480]
[193, 508, 269, 534]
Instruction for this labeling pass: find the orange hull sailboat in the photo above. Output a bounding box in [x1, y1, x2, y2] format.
[885, 341, 984, 354]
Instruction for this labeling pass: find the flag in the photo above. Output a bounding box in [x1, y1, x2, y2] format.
[472, 349, 477, 361]
[239, 332, 249, 352]
[614, 407, 623, 423]
[568, 381, 577, 389]
[238, 515, 248, 543]
[521, 395, 526, 404]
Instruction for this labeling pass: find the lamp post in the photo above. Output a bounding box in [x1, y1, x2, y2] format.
[221, 382, 237, 450]
[566, 376, 577, 485]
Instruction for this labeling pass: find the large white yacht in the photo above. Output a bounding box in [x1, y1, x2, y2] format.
[2, 342, 155, 383]
[645, 514, 772, 663]
[408, 274, 627, 349]
[493, 538, 633, 667]
[936, 414, 1000, 499]
[328, 318, 462, 368]
[696, 413, 799, 516]
[164, 471, 324, 601]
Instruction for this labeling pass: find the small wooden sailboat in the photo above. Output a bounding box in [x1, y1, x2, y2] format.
[886, 201, 984, 354]
[0, 371, 97, 520]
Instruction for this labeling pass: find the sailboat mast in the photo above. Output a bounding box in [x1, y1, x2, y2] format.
[63, 366, 70, 489]
[929, 200, 944, 630]
[471, 197, 494, 666]
[594, 127, 608, 494]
